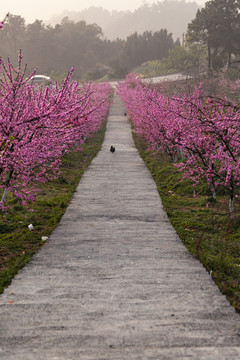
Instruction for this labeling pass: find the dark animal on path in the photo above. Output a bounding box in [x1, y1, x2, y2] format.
[110, 146, 115, 153]
[124, 112, 127, 116]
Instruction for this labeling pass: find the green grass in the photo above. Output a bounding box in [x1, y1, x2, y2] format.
[0, 120, 107, 293]
[134, 133, 240, 313]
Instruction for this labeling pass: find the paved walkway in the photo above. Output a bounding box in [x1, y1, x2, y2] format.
[0, 95, 240, 359]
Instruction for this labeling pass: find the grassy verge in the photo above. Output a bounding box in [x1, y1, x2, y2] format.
[0, 120, 107, 293]
[134, 133, 240, 313]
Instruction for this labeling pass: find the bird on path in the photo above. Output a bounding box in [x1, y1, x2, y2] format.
[110, 146, 115, 153]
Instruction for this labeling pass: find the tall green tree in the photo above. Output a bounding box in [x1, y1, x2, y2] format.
[186, 0, 240, 75]
[0, 14, 25, 63]
[23, 20, 48, 73]
[121, 30, 175, 72]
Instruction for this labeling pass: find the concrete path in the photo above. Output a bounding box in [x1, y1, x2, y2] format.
[0, 95, 240, 360]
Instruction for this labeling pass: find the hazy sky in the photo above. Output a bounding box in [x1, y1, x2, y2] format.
[1, 0, 207, 23]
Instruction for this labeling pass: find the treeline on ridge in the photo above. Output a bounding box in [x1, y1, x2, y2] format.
[0, 14, 178, 80]
[48, 1, 199, 41]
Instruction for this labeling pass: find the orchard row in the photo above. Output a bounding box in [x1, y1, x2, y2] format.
[0, 53, 112, 209]
[118, 74, 240, 218]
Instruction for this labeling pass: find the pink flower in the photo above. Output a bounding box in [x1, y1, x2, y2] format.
[0, 53, 112, 210]
[118, 74, 240, 218]
[0, 22, 4, 30]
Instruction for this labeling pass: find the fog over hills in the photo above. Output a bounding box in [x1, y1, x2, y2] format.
[47, 0, 199, 41]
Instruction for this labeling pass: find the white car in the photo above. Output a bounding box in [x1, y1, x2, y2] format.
[27, 75, 51, 86]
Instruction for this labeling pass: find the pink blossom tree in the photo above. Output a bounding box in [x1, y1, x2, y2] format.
[118, 74, 240, 218]
[0, 52, 112, 209]
[175, 94, 240, 218]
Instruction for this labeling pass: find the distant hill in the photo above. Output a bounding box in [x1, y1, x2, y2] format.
[47, 0, 199, 41]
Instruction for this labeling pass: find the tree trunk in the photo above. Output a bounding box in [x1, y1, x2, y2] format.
[228, 51, 231, 68]
[207, 40, 212, 77]
[229, 196, 235, 220]
[178, 149, 185, 160]
[0, 169, 14, 204]
[209, 182, 216, 201]
[229, 179, 235, 220]
[1, 188, 8, 203]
